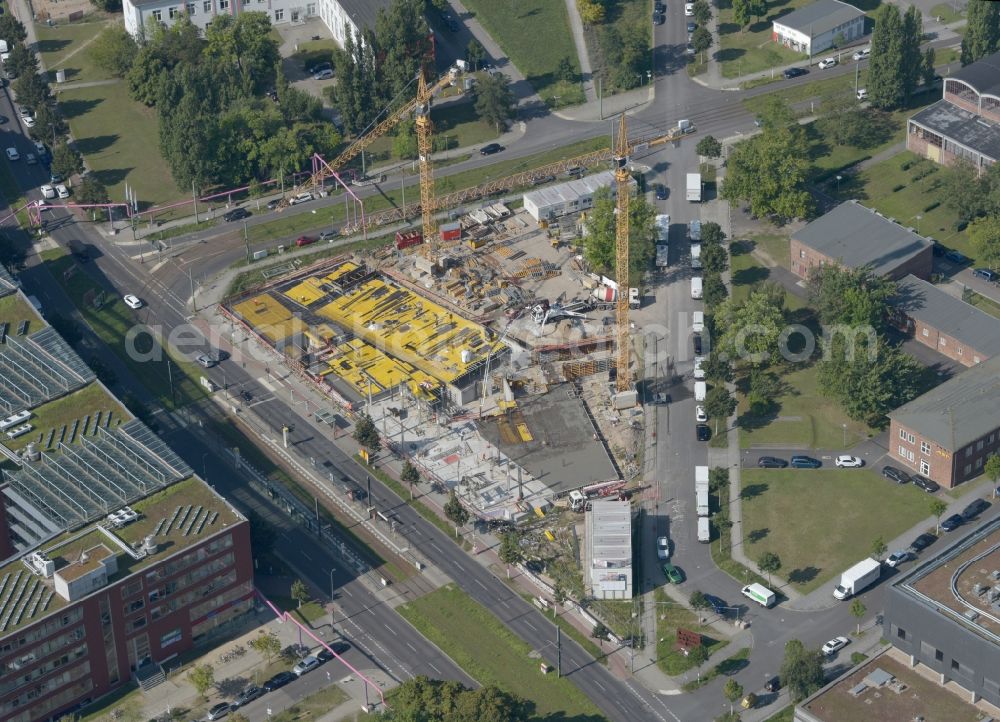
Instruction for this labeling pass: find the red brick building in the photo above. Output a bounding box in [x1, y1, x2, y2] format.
[888, 355, 1000, 488]
[891, 275, 1000, 367]
[907, 50, 1000, 173]
[790, 201, 934, 281]
[0, 477, 254, 722]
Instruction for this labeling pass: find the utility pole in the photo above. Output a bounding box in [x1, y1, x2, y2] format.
[556, 626, 562, 677]
[189, 267, 197, 312]
[244, 221, 250, 262]
[855, 61, 860, 94]
[192, 181, 199, 223]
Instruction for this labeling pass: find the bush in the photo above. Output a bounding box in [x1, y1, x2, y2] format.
[923, 201, 940, 212]
[900, 160, 913, 171]
[952, 219, 968, 232]
[892, 184, 905, 192]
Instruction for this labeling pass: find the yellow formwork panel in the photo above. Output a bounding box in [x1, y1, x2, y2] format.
[516, 423, 533, 442]
[322, 261, 360, 283]
[325, 338, 441, 400]
[283, 277, 327, 306]
[232, 293, 306, 344]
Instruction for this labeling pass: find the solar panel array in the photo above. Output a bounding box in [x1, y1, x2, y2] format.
[5, 420, 192, 535]
[0, 331, 95, 414]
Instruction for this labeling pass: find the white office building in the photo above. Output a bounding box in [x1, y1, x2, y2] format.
[771, 0, 866, 56]
[586, 499, 634, 600]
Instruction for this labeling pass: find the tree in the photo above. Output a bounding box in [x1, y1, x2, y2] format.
[466, 39, 486, 71]
[692, 26, 713, 63]
[188, 664, 215, 698]
[498, 530, 523, 566]
[871, 536, 887, 561]
[353, 412, 381, 452]
[807, 264, 897, 331]
[556, 55, 576, 83]
[702, 242, 728, 274]
[867, 4, 904, 110]
[290, 578, 310, 608]
[721, 128, 812, 221]
[31, 105, 65, 147]
[687, 643, 709, 680]
[746, 367, 781, 416]
[968, 215, 1000, 270]
[849, 598, 867, 634]
[13, 72, 51, 112]
[249, 631, 282, 664]
[552, 583, 567, 617]
[900, 6, 924, 101]
[701, 222, 727, 246]
[444, 491, 469, 535]
[985, 454, 1000, 487]
[5, 42, 38, 79]
[723, 678, 744, 715]
[732, 0, 752, 30]
[702, 353, 734, 383]
[696, 135, 722, 159]
[90, 0, 122, 10]
[474, 72, 516, 132]
[0, 16, 27, 46]
[758, 551, 781, 584]
[205, 12, 280, 93]
[941, 159, 993, 222]
[582, 187, 656, 285]
[690, 590, 709, 610]
[591, 622, 610, 642]
[704, 271, 728, 308]
[921, 47, 936, 88]
[88, 25, 138, 78]
[386, 676, 531, 722]
[76, 175, 109, 206]
[692, 0, 712, 25]
[401, 460, 421, 499]
[930, 498, 948, 533]
[331, 27, 378, 135]
[705, 386, 737, 434]
[961, 0, 1000, 65]
[748, 0, 767, 23]
[373, 0, 432, 105]
[715, 286, 785, 365]
[578, 0, 606, 25]
[709, 466, 729, 493]
[51, 142, 85, 181]
[780, 639, 825, 702]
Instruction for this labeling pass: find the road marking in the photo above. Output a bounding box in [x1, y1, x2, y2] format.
[524, 621, 536, 631]
[474, 579, 488, 592]
[406, 642, 417, 652]
[428, 662, 441, 675]
[594, 680, 606, 692]
[301, 551, 312, 561]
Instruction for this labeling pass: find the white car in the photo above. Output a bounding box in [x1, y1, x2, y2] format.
[822, 636, 850, 656]
[693, 356, 706, 379]
[25, 153, 36, 165]
[40, 184, 56, 199]
[33, 140, 46, 156]
[657, 536, 670, 560]
[852, 48, 870, 61]
[5, 147, 18, 161]
[292, 655, 320, 676]
[885, 550, 909, 568]
[835, 455, 863, 468]
[696, 405, 708, 423]
[289, 192, 314, 205]
[818, 57, 837, 70]
[21, 115, 35, 128]
[856, 88, 868, 101]
[313, 69, 334, 80]
[123, 294, 144, 310]
[55, 184, 69, 199]
[684, 2, 694, 15]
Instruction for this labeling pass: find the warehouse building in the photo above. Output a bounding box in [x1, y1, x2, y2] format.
[771, 0, 866, 56]
[585, 499, 633, 600]
[523, 171, 633, 223]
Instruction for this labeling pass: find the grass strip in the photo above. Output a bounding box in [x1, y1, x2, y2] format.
[681, 647, 751, 691]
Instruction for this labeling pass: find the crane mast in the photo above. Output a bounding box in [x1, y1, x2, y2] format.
[614, 113, 632, 393]
[414, 72, 438, 254]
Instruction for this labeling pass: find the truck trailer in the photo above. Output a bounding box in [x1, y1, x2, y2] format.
[742, 583, 776, 608]
[697, 517, 710, 543]
[833, 558, 881, 600]
[686, 173, 702, 202]
[695, 465, 709, 517]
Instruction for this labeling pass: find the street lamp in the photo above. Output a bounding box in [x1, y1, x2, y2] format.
[329, 567, 337, 631]
[913, 214, 923, 235]
[647, 70, 652, 85]
[201, 453, 208, 483]
[836, 174, 842, 194]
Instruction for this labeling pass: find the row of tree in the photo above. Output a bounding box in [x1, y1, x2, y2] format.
[939, 160, 1000, 269]
[866, 4, 934, 111]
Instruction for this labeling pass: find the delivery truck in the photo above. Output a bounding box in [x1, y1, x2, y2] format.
[833, 558, 881, 600]
[742, 583, 776, 608]
[695, 465, 709, 517]
[697, 516, 710, 543]
[687, 173, 702, 202]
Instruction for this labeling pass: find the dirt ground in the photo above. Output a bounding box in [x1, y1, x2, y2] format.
[32, 0, 93, 22]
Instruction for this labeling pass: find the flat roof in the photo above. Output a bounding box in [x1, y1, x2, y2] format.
[909, 99, 1000, 162]
[948, 49, 1000, 99]
[895, 516, 1000, 644]
[893, 275, 1000, 358]
[0, 477, 241, 638]
[523, 171, 616, 210]
[888, 354, 1000, 450]
[799, 649, 989, 722]
[0, 265, 17, 297]
[772, 0, 865, 36]
[794, 200, 932, 277]
[589, 499, 632, 567]
[337, 0, 393, 31]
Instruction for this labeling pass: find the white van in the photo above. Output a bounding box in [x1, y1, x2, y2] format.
[694, 381, 707, 401]
[690, 244, 702, 270]
[692, 311, 704, 333]
[691, 276, 703, 299]
[697, 517, 710, 543]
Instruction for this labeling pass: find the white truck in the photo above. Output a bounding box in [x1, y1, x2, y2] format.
[686, 173, 702, 202]
[742, 583, 776, 608]
[691, 276, 703, 299]
[694, 381, 706, 401]
[695, 465, 709, 517]
[692, 311, 705, 333]
[697, 517, 710, 543]
[833, 558, 881, 600]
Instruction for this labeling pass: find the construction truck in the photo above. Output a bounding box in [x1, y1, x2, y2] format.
[695, 465, 709, 517]
[568, 480, 627, 511]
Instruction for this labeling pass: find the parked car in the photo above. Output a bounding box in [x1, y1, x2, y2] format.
[233, 686, 265, 707]
[313, 68, 334, 80]
[972, 268, 998, 283]
[693, 334, 703, 355]
[21, 114, 35, 128]
[881, 466, 911, 484]
[32, 140, 46, 157]
[764, 676, 781, 693]
[207, 703, 232, 720]
[818, 57, 837, 69]
[653, 12, 664, 24]
[123, 294, 144, 310]
[790, 455, 821, 469]
[196, 353, 217, 368]
[684, 2, 694, 15]
[4, 147, 17, 161]
[944, 250, 968, 264]
[657, 536, 670, 560]
[266, 198, 282, 210]
[885, 550, 909, 568]
[663, 563, 684, 584]
[912, 474, 940, 493]
[319, 230, 339, 241]
[685, 43, 696, 55]
[49, 172, 63, 184]
[25, 152, 36, 165]
[783, 67, 808, 79]
[940, 514, 964, 532]
[55, 184, 69, 199]
[263, 671, 296, 692]
[704, 594, 727, 614]
[686, 21, 697, 32]
[293, 655, 321, 676]
[834, 455, 863, 468]
[655, 183, 668, 200]
[295, 235, 318, 247]
[223, 207, 251, 222]
[693, 356, 706, 379]
[856, 88, 868, 101]
[654, 1, 666, 12]
[852, 48, 870, 61]
[306, 60, 332, 74]
[961, 498, 990, 521]
[480, 143, 504, 156]
[822, 636, 849, 656]
[908, 532, 937, 554]
[40, 184, 56, 199]
[695, 405, 708, 423]
[757, 456, 788, 468]
[289, 192, 314, 206]
[696, 424, 711, 441]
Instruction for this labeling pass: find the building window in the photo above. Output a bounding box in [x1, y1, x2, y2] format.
[219, 0, 229, 7]
[922, 328, 929, 337]
[898, 445, 907, 458]
[964, 463, 972, 475]
[306, 2, 315, 13]
[151, 9, 162, 20]
[274, 7, 283, 19]
[976, 457, 984, 469]
[920, 441, 930, 454]
[168, 6, 179, 17]
[132, 617, 147, 631]
[920, 460, 929, 475]
[976, 440, 984, 451]
[957, 346, 963, 355]
[160, 629, 182, 648]
[940, 338, 946, 346]
[966, 447, 973, 457]
[126, 599, 144, 614]
[895, 626, 906, 640]
[990, 433, 995, 444]
[935, 649, 944, 662]
[187, 2, 195, 12]
[203, 0, 211, 10]
[799, 250, 806, 259]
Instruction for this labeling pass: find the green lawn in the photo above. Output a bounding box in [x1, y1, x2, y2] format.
[43, 251, 206, 409]
[729, 236, 801, 308]
[654, 589, 729, 675]
[739, 363, 875, 449]
[291, 38, 338, 73]
[835, 151, 974, 260]
[929, 2, 963, 23]
[743, 68, 871, 116]
[365, 100, 500, 163]
[270, 684, 349, 721]
[966, 290, 1000, 320]
[740, 468, 934, 592]
[716, 0, 812, 79]
[764, 706, 795, 722]
[458, 0, 584, 106]
[2, 383, 129, 453]
[0, 293, 41, 331]
[61, 80, 179, 207]
[398, 584, 604, 720]
[36, 20, 111, 84]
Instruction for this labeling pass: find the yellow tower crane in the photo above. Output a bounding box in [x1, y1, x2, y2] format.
[613, 113, 633, 394]
[414, 73, 439, 254]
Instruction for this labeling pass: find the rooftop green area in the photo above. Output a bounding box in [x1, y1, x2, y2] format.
[1, 382, 130, 453]
[0, 293, 41, 336]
